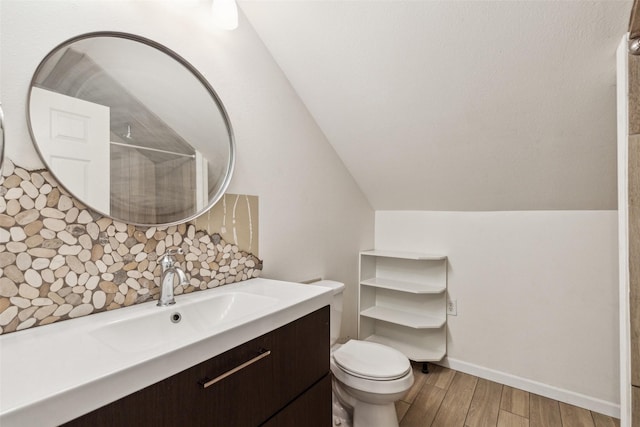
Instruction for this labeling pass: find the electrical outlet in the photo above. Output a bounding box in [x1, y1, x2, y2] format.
[447, 299, 457, 316]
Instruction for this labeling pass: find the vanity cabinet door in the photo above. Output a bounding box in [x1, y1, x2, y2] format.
[187, 305, 329, 426]
[62, 306, 329, 427]
[262, 374, 332, 427]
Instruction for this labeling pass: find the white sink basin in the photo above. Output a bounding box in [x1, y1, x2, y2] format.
[0, 278, 332, 427]
[191, 292, 279, 332]
[92, 292, 278, 353]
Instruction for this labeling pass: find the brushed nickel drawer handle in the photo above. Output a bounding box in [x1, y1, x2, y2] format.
[199, 349, 271, 389]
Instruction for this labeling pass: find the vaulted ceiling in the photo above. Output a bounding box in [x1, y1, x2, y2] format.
[239, 0, 631, 211]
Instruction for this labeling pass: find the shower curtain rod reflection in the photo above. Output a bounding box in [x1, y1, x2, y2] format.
[110, 141, 196, 158]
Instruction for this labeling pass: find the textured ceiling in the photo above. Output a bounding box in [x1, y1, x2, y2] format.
[239, 0, 631, 211]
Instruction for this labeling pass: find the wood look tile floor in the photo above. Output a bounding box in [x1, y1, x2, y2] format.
[395, 364, 620, 427]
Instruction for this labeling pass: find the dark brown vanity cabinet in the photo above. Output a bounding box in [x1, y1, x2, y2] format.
[63, 306, 330, 427]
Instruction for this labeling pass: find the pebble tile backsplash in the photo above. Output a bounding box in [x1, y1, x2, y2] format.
[0, 159, 263, 335]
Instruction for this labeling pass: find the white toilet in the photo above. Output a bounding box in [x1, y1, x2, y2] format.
[314, 280, 414, 427]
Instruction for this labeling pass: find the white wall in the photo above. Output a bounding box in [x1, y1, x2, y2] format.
[241, 1, 628, 212]
[0, 0, 373, 339]
[376, 210, 620, 416]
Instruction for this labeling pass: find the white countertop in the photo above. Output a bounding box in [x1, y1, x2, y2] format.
[0, 278, 332, 427]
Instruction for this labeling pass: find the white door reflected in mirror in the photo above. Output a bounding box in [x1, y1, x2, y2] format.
[30, 87, 110, 214]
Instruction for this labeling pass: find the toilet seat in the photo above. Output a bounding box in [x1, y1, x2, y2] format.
[333, 340, 411, 380]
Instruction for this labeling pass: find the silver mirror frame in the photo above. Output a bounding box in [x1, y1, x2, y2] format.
[0, 103, 4, 175]
[26, 31, 235, 227]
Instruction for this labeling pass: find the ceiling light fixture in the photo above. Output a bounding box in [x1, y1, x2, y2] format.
[211, 0, 238, 30]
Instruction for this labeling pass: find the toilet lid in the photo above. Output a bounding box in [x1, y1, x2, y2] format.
[333, 340, 411, 380]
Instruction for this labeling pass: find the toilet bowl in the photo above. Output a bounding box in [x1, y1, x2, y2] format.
[331, 340, 414, 427]
[312, 280, 414, 427]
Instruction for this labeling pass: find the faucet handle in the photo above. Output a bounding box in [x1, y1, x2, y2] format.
[160, 248, 184, 266]
[165, 248, 184, 257]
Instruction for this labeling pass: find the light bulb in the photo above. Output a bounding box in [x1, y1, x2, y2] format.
[211, 0, 238, 30]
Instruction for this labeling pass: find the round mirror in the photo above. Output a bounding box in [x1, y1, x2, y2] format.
[0, 103, 4, 174]
[27, 32, 235, 226]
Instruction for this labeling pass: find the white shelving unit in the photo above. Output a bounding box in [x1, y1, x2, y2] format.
[358, 250, 448, 363]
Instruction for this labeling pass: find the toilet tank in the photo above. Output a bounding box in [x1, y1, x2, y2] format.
[312, 280, 344, 346]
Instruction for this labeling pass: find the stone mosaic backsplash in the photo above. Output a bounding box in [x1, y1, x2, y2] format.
[0, 159, 263, 335]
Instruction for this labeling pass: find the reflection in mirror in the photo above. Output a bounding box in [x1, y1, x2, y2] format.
[0, 103, 4, 175]
[28, 32, 235, 226]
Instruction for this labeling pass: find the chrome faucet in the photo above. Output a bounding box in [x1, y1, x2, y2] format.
[158, 248, 189, 307]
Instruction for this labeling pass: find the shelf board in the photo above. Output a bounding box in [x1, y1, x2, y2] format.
[360, 306, 445, 329]
[363, 334, 446, 362]
[360, 277, 445, 294]
[361, 250, 447, 261]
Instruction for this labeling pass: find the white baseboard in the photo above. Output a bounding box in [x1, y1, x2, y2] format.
[435, 357, 620, 419]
